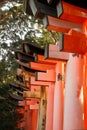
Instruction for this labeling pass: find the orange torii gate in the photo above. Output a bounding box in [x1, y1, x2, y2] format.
[44, 43, 84, 130]
[14, 1, 87, 128]
[29, 75, 55, 130]
[18, 99, 39, 130]
[16, 51, 54, 130]
[23, 85, 47, 130]
[28, 44, 68, 130]
[9, 82, 39, 130]
[25, 0, 87, 129]
[15, 51, 47, 130]
[16, 66, 40, 130]
[15, 42, 68, 130]
[44, 19, 87, 129]
[14, 42, 85, 130]
[25, 43, 83, 130]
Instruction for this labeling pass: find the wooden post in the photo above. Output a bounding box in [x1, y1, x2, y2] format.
[25, 107, 32, 130]
[31, 109, 38, 130]
[53, 61, 64, 130]
[37, 86, 47, 130]
[24, 98, 39, 130]
[45, 82, 54, 130]
[83, 54, 87, 129]
[63, 54, 84, 130]
[83, 20, 87, 129]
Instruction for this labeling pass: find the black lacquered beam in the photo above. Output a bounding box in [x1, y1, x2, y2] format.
[47, 0, 87, 9]
[17, 91, 23, 96]
[9, 83, 23, 92]
[9, 83, 30, 91]
[9, 83, 24, 96]
[24, 0, 33, 15]
[22, 42, 44, 55]
[16, 74, 24, 83]
[15, 50, 34, 63]
[63, 0, 87, 9]
[47, 0, 58, 5]
[38, 0, 57, 7]
[9, 93, 24, 101]
[29, 0, 57, 18]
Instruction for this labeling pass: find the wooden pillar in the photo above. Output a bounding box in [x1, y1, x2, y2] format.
[83, 55, 87, 129]
[46, 83, 54, 130]
[37, 86, 47, 130]
[25, 107, 32, 130]
[63, 54, 84, 130]
[31, 109, 38, 130]
[24, 99, 39, 130]
[53, 61, 64, 130]
[83, 20, 87, 129]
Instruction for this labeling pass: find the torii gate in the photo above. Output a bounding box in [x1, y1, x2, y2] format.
[18, 43, 68, 130]
[15, 41, 68, 130]
[16, 43, 84, 130]
[25, 0, 87, 129]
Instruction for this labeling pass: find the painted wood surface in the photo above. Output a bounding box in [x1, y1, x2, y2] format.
[63, 54, 84, 130]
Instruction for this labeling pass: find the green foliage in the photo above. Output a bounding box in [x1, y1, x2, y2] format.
[0, 49, 18, 87]
[0, 1, 59, 45]
[0, 84, 21, 130]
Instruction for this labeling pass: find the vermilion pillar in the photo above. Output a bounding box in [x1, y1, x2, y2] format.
[25, 100, 38, 130]
[83, 55, 87, 129]
[25, 108, 32, 130]
[31, 110, 38, 130]
[63, 54, 84, 130]
[83, 20, 87, 129]
[53, 61, 64, 130]
[46, 83, 54, 130]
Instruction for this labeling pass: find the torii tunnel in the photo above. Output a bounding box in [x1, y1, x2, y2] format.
[10, 0, 87, 130]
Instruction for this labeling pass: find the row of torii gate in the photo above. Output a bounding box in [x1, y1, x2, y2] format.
[10, 0, 87, 130]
